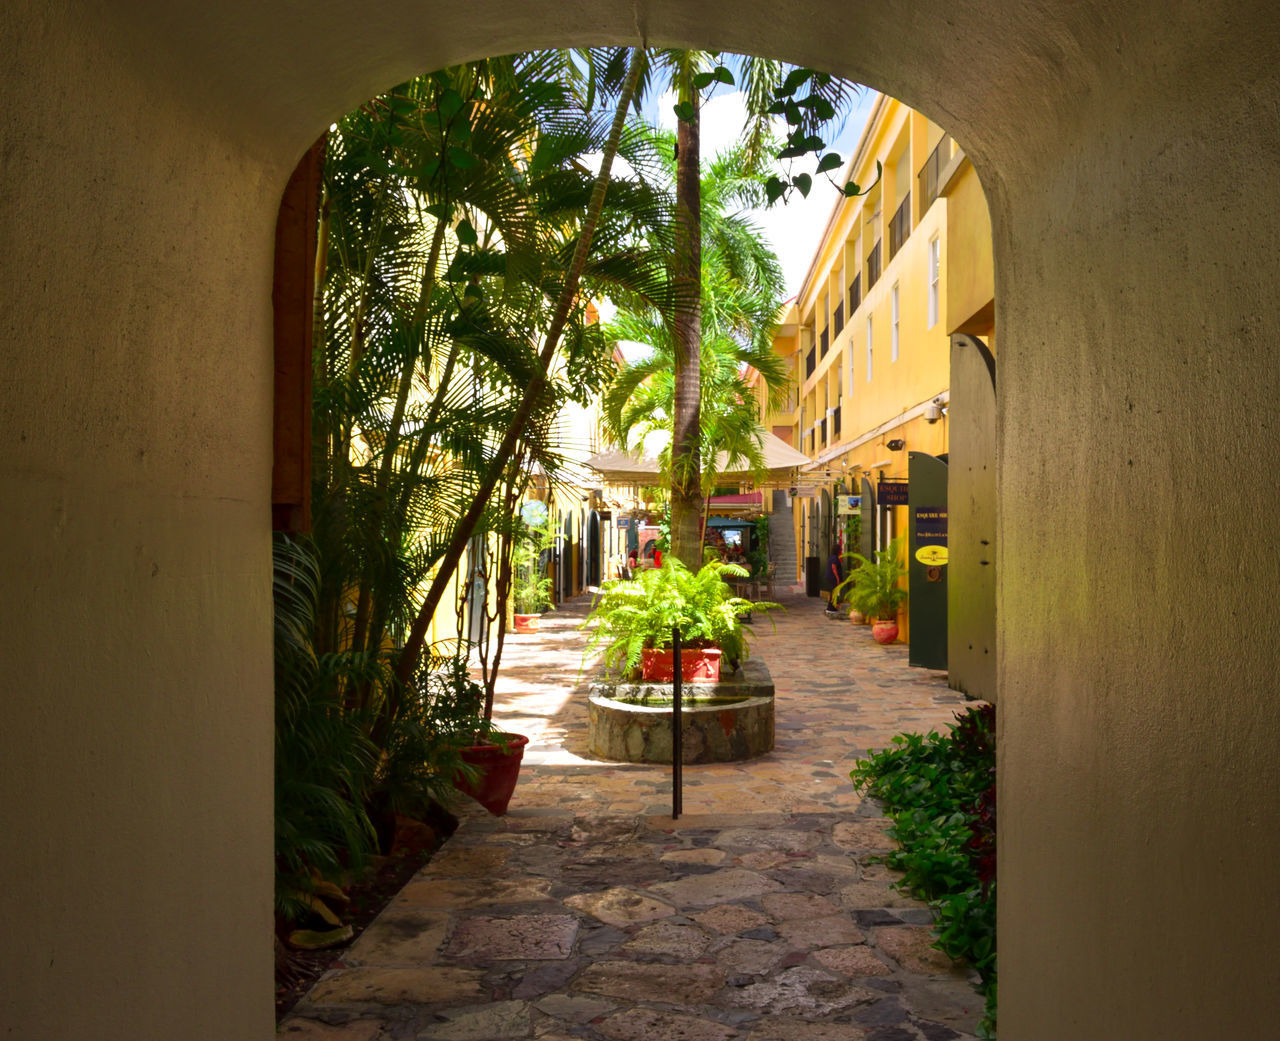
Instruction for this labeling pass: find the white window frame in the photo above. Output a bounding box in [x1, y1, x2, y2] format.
[865, 316, 874, 382]
[928, 235, 940, 329]
[891, 284, 900, 362]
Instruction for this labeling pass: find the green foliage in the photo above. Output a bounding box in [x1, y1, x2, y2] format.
[582, 557, 778, 677]
[850, 705, 997, 1036]
[835, 534, 908, 620]
[273, 533, 379, 922]
[512, 508, 556, 614]
[743, 513, 771, 580]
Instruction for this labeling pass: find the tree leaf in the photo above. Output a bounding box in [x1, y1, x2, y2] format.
[437, 89, 465, 122]
[843, 180, 863, 196]
[673, 100, 695, 122]
[810, 97, 836, 121]
[792, 172, 812, 197]
[780, 66, 811, 97]
[447, 146, 478, 169]
[693, 72, 715, 90]
[764, 176, 787, 204]
[714, 66, 735, 84]
[817, 152, 843, 173]
[455, 219, 477, 245]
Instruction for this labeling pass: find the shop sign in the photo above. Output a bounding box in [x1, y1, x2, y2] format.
[878, 479, 910, 506]
[836, 495, 862, 515]
[914, 507, 948, 565]
[616, 517, 631, 528]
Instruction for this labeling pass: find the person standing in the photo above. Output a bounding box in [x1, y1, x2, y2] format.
[823, 548, 843, 616]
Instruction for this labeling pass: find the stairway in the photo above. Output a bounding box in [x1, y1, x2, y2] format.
[769, 489, 799, 592]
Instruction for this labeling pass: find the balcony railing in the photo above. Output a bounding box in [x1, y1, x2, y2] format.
[833, 301, 844, 337]
[805, 345, 816, 379]
[918, 133, 952, 215]
[848, 273, 861, 313]
[820, 327, 829, 358]
[866, 242, 882, 290]
[888, 192, 911, 260]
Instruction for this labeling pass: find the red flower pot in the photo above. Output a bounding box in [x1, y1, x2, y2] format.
[512, 613, 540, 633]
[454, 733, 529, 815]
[640, 646, 722, 682]
[872, 619, 899, 645]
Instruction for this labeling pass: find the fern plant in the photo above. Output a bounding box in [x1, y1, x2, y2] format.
[582, 556, 778, 677]
[835, 534, 908, 621]
[511, 511, 556, 615]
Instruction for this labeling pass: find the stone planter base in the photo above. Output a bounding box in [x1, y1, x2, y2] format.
[587, 659, 775, 764]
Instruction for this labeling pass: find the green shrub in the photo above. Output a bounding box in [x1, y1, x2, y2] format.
[582, 556, 778, 677]
[850, 704, 997, 1037]
[836, 534, 909, 620]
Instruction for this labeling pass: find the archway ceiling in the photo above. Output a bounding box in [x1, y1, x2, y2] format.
[83, 0, 1150, 186]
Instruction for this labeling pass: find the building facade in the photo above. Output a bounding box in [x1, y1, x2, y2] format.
[768, 94, 995, 646]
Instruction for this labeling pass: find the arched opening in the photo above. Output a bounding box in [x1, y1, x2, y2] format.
[7, 6, 1279, 1041]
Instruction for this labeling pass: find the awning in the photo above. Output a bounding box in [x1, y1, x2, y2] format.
[582, 448, 659, 479]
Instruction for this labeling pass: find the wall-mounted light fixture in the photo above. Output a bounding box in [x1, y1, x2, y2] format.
[924, 396, 944, 423]
[886, 438, 906, 451]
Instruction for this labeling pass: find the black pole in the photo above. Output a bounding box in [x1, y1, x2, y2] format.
[672, 623, 682, 820]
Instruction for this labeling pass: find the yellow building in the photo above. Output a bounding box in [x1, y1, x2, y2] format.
[769, 93, 995, 644]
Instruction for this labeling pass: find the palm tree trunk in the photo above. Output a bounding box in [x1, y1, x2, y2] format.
[391, 46, 647, 696]
[669, 79, 703, 567]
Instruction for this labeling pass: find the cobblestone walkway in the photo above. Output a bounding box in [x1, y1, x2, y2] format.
[280, 593, 983, 1041]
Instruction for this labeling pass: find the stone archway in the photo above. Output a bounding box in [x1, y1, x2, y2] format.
[5, 5, 1280, 1040]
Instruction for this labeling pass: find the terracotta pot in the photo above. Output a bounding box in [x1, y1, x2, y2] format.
[848, 609, 865, 625]
[512, 613, 540, 633]
[872, 619, 899, 644]
[454, 733, 529, 816]
[640, 646, 723, 682]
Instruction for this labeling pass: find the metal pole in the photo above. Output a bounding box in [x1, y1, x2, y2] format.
[672, 624, 682, 820]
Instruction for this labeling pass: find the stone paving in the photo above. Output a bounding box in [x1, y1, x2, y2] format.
[280, 592, 983, 1041]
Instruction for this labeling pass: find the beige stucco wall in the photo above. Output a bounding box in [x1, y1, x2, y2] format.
[0, 3, 280, 1037]
[2, 1, 1278, 1039]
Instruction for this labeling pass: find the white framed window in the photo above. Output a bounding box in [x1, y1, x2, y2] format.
[865, 316, 874, 382]
[928, 235, 941, 328]
[891, 284, 900, 362]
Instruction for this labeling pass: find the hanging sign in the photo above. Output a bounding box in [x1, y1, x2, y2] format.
[836, 495, 862, 515]
[878, 479, 910, 506]
[914, 507, 948, 565]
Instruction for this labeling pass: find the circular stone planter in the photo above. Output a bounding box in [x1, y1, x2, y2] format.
[587, 659, 775, 764]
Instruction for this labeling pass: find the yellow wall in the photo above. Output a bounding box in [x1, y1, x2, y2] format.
[779, 98, 987, 636]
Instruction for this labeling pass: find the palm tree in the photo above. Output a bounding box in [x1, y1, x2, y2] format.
[601, 133, 790, 544]
[392, 47, 655, 690]
[629, 51, 860, 565]
[276, 51, 662, 922]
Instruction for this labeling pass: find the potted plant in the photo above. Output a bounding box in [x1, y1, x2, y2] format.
[836, 535, 908, 644]
[582, 556, 778, 682]
[412, 652, 529, 816]
[511, 509, 556, 633]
